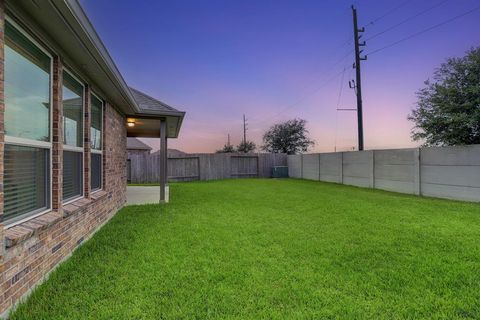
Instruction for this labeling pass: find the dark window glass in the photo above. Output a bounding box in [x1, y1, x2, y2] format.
[4, 145, 50, 223]
[63, 71, 83, 147]
[63, 151, 83, 201]
[91, 153, 102, 191]
[90, 94, 102, 150]
[5, 20, 51, 142]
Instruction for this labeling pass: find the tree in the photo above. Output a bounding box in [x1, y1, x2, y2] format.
[262, 118, 314, 154]
[408, 47, 480, 146]
[216, 143, 235, 153]
[237, 140, 256, 153]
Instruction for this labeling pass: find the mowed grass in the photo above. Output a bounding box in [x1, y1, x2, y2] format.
[11, 179, 480, 319]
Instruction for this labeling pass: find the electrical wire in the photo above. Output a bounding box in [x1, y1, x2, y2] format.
[253, 67, 349, 126]
[363, 0, 413, 27]
[366, 4, 480, 56]
[366, 0, 450, 41]
[336, 67, 347, 107]
[334, 67, 346, 152]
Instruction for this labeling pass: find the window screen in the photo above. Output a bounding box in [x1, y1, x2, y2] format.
[4, 19, 52, 224]
[4, 145, 50, 223]
[5, 20, 51, 142]
[90, 94, 102, 151]
[63, 151, 83, 201]
[91, 153, 102, 191]
[62, 69, 83, 201]
[63, 71, 83, 147]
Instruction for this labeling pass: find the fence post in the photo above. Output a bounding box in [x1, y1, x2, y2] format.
[370, 150, 375, 188]
[414, 148, 421, 195]
[300, 154, 304, 179]
[340, 152, 344, 184]
[318, 153, 321, 181]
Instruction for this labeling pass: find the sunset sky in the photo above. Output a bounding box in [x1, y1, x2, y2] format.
[81, 0, 479, 153]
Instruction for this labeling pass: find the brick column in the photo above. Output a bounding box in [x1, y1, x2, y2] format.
[0, 0, 5, 261]
[51, 56, 63, 214]
[102, 102, 107, 191]
[84, 85, 91, 198]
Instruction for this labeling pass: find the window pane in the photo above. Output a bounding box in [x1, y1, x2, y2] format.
[63, 71, 83, 147]
[5, 21, 51, 142]
[4, 145, 50, 223]
[63, 151, 83, 201]
[91, 153, 102, 191]
[91, 94, 102, 150]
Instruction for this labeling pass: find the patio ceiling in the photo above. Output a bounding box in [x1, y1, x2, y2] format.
[127, 88, 185, 138]
[126, 117, 182, 138]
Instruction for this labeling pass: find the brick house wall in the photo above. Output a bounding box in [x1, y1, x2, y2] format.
[0, 1, 128, 315]
[0, 103, 127, 315]
[0, 0, 5, 270]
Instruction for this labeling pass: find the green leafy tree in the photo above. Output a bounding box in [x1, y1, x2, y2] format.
[262, 118, 314, 154]
[237, 140, 256, 153]
[408, 47, 480, 146]
[216, 144, 235, 153]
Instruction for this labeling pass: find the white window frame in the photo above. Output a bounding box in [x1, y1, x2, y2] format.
[62, 68, 85, 204]
[4, 16, 53, 227]
[90, 91, 104, 193]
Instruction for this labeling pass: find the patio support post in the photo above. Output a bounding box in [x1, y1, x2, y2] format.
[159, 119, 168, 203]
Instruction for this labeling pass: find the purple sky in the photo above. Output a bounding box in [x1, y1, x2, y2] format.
[81, 0, 479, 153]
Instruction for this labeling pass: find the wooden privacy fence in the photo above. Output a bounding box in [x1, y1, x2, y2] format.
[128, 153, 287, 183]
[287, 144, 480, 202]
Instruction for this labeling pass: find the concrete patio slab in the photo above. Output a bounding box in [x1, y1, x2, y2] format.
[127, 186, 160, 205]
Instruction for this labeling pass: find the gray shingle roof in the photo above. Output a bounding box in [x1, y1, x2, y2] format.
[129, 87, 182, 114]
[127, 138, 152, 150]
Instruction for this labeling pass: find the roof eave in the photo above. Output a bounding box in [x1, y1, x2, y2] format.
[131, 111, 186, 138]
[61, 0, 140, 114]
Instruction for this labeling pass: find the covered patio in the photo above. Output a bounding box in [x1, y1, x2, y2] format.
[126, 88, 185, 203]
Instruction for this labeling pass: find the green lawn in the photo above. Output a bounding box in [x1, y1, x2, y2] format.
[11, 179, 480, 319]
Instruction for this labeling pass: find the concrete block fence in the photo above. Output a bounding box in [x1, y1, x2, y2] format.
[287, 145, 480, 202]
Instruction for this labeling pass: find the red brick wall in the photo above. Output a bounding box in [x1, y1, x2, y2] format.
[51, 57, 63, 214]
[0, 102, 127, 315]
[104, 102, 127, 201]
[0, 0, 5, 264]
[0, 2, 128, 314]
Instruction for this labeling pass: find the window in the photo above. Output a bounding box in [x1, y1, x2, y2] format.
[63, 151, 83, 200]
[91, 153, 102, 191]
[62, 70, 84, 201]
[4, 18, 52, 224]
[90, 93, 103, 191]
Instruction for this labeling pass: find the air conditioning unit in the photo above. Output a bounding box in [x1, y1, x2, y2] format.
[272, 166, 288, 178]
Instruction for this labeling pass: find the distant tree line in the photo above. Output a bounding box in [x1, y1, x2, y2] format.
[217, 118, 314, 155]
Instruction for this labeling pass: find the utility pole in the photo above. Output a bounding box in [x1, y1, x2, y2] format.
[243, 114, 247, 144]
[227, 133, 231, 146]
[352, 5, 367, 151]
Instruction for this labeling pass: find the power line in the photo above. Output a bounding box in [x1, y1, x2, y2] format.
[336, 67, 347, 107]
[366, 4, 480, 56]
[364, 0, 413, 27]
[334, 67, 348, 152]
[366, 0, 450, 42]
[243, 114, 247, 144]
[253, 67, 349, 126]
[250, 42, 356, 125]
